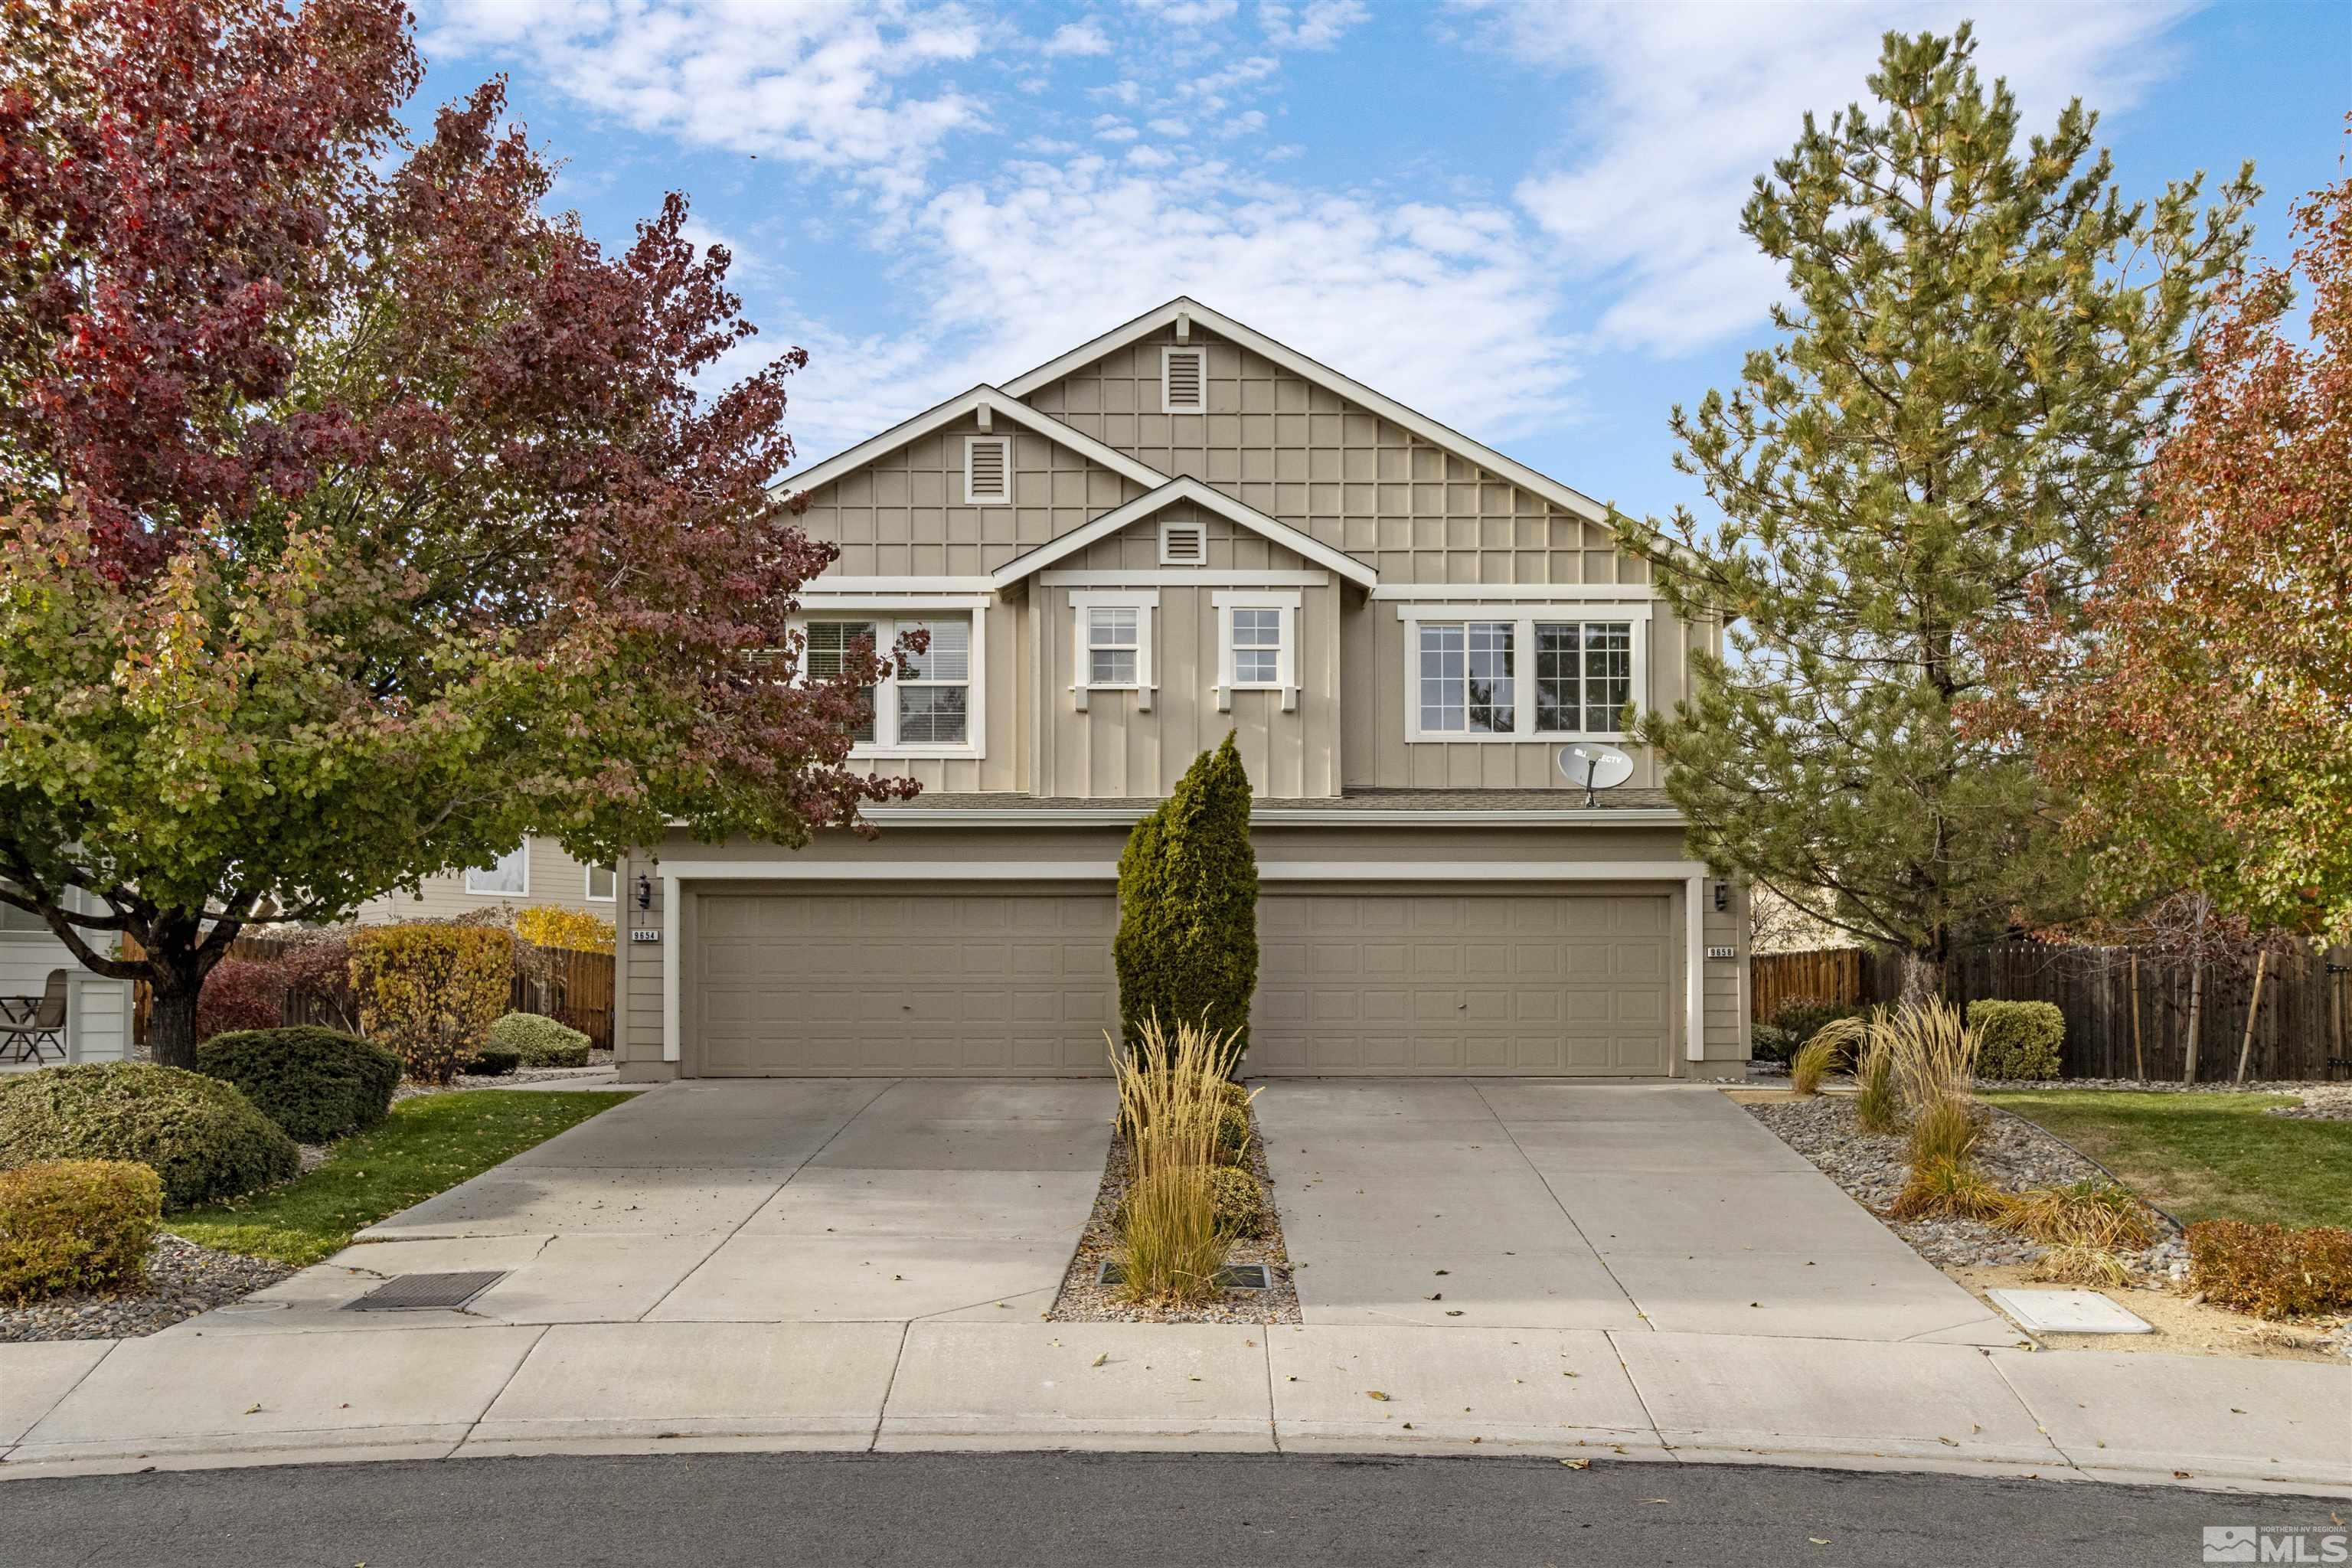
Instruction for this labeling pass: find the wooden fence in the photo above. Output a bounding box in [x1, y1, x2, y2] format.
[1753, 942, 2352, 1082]
[127, 936, 615, 1053]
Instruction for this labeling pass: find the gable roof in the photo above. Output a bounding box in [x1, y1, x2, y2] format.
[991, 476, 1378, 590]
[1002, 297, 1612, 527]
[773, 386, 1166, 500]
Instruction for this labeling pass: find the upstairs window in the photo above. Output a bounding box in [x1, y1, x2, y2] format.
[897, 618, 971, 745]
[1534, 621, 1635, 734]
[1214, 590, 1300, 713]
[805, 620, 877, 743]
[1161, 346, 1206, 413]
[1068, 590, 1156, 710]
[964, 435, 1011, 505]
[1418, 622, 1514, 734]
[1230, 609, 1282, 686]
[1087, 607, 1141, 687]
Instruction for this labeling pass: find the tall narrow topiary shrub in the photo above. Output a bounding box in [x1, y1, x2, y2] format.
[1116, 735, 1258, 1060]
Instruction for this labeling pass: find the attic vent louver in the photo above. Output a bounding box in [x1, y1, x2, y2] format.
[1162, 346, 1206, 413]
[965, 436, 1010, 505]
[1159, 518, 1207, 566]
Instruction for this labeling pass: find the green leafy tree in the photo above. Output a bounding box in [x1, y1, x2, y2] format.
[1115, 737, 1259, 1060]
[0, 0, 906, 1067]
[1610, 24, 2255, 995]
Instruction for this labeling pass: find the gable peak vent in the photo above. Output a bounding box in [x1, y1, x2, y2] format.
[965, 435, 1010, 505]
[1159, 517, 1207, 566]
[1162, 346, 1206, 413]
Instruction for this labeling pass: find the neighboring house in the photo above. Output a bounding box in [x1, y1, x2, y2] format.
[0, 896, 133, 1072]
[352, 838, 619, 926]
[618, 299, 1749, 1082]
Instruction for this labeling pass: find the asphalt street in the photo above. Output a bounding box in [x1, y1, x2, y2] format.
[4, 1450, 2338, 1567]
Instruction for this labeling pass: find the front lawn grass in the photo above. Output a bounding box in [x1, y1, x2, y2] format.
[173, 1089, 630, 1266]
[1981, 1090, 2352, 1231]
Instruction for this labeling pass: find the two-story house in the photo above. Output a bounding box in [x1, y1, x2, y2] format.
[615, 299, 1749, 1083]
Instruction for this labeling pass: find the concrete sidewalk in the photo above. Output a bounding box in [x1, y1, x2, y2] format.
[4, 1321, 2345, 1494]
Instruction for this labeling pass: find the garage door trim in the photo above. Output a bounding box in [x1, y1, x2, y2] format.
[658, 859, 1711, 1067]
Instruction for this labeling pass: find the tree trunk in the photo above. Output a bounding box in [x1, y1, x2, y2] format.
[1897, 952, 1944, 1008]
[2181, 963, 2204, 1084]
[147, 982, 201, 1070]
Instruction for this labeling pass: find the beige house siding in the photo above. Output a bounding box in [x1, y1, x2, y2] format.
[619, 822, 1742, 1079]
[791, 413, 1148, 576]
[353, 837, 615, 925]
[800, 594, 1025, 795]
[1021, 326, 1650, 586]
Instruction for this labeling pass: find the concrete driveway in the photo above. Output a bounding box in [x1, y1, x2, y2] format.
[1256, 1080, 2014, 1344]
[179, 1080, 1114, 1333]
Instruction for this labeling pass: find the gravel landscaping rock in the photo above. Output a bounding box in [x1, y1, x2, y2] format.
[2268, 1083, 2352, 1122]
[1050, 1092, 1301, 1325]
[1743, 1093, 2182, 1273]
[1976, 1076, 2336, 1095]
[0, 1233, 294, 1343]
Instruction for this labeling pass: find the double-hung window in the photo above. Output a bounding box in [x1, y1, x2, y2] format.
[1087, 608, 1140, 687]
[800, 612, 982, 754]
[1213, 590, 1299, 712]
[1069, 591, 1156, 710]
[1534, 621, 1634, 734]
[1403, 607, 1645, 740]
[1417, 621, 1515, 734]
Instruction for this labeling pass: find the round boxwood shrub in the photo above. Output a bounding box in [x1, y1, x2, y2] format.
[1212, 1102, 1251, 1166]
[0, 1158, 162, 1304]
[0, 1063, 299, 1210]
[459, 1046, 521, 1077]
[487, 1011, 592, 1068]
[1968, 999, 2065, 1080]
[1207, 1166, 1267, 1238]
[195, 1027, 401, 1144]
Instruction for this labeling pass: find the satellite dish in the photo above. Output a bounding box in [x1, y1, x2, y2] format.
[1557, 743, 1634, 806]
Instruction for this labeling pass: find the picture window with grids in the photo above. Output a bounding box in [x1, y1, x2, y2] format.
[1534, 621, 1635, 734]
[805, 621, 878, 743]
[801, 614, 978, 753]
[1418, 622, 1515, 734]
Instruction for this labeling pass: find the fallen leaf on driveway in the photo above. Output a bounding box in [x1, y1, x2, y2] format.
[1091, 1353, 1108, 1367]
[1809, 1538, 1831, 1546]
[1560, 1459, 1590, 1469]
[1366, 1390, 1391, 1401]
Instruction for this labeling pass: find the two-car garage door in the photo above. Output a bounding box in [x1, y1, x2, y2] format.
[690, 887, 1674, 1077]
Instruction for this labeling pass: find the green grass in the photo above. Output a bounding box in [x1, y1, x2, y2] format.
[1981, 1090, 2352, 1231]
[173, 1090, 630, 1266]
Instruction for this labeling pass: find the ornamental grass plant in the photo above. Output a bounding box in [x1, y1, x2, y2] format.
[1108, 1016, 1250, 1305]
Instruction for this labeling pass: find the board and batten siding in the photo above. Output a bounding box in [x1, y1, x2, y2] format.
[0, 933, 132, 1069]
[1021, 326, 1649, 586]
[790, 413, 1149, 577]
[614, 824, 1746, 1078]
[352, 837, 615, 925]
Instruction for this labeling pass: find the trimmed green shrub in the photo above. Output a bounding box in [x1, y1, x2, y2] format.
[488, 1011, 591, 1068]
[1969, 1000, 2065, 1080]
[459, 1046, 521, 1077]
[1207, 1165, 1268, 1238]
[1115, 735, 1259, 1059]
[1749, 1023, 1800, 1065]
[0, 1159, 162, 1304]
[1212, 1102, 1251, 1166]
[196, 1026, 400, 1143]
[0, 1063, 299, 1210]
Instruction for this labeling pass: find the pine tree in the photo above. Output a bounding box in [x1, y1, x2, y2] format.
[1610, 24, 2255, 995]
[1115, 736, 1259, 1059]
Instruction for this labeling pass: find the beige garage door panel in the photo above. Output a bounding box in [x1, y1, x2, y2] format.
[1251, 892, 1674, 1076]
[694, 890, 1116, 1076]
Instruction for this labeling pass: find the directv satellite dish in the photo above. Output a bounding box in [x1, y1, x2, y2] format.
[1557, 743, 1633, 807]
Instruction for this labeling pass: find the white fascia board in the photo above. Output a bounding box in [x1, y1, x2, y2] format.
[797, 594, 992, 611]
[993, 476, 1377, 590]
[1002, 298, 1613, 526]
[800, 577, 998, 593]
[1370, 583, 1661, 601]
[1040, 570, 1328, 588]
[773, 387, 1167, 500]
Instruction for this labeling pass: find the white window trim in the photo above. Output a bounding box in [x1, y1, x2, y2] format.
[466, 841, 531, 897]
[789, 607, 988, 760]
[1211, 589, 1301, 714]
[585, 864, 617, 903]
[1398, 604, 1651, 743]
[1158, 516, 1208, 566]
[1068, 589, 1158, 713]
[1161, 345, 1207, 414]
[963, 434, 1011, 506]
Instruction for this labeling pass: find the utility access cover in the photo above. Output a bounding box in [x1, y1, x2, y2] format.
[345, 1271, 507, 1312]
[1987, 1288, 2154, 1335]
[1098, 1261, 1271, 1291]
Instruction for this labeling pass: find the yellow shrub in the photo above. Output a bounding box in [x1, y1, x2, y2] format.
[348, 924, 514, 1085]
[0, 1159, 162, 1304]
[512, 906, 616, 955]
[2187, 1220, 2352, 1319]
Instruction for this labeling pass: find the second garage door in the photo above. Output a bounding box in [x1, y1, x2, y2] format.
[693, 888, 1117, 1076]
[1250, 890, 1674, 1076]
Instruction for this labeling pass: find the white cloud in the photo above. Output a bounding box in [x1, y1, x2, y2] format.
[1128, 0, 1240, 26]
[1092, 114, 1141, 142]
[1259, 1, 1368, 51]
[1125, 145, 1178, 168]
[1478, 0, 2199, 354]
[1147, 116, 1192, 137]
[1218, 109, 1268, 138]
[1042, 20, 1113, 57]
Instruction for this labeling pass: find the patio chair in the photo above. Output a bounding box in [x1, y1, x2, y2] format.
[0, 969, 68, 1065]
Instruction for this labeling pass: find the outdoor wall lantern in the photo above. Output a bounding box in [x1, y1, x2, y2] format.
[634, 872, 653, 911]
[1713, 880, 1730, 913]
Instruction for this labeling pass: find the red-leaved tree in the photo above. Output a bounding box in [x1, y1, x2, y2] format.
[1981, 159, 2352, 947]
[0, 0, 910, 1064]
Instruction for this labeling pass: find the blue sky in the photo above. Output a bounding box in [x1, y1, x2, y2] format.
[412, 1, 2347, 514]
